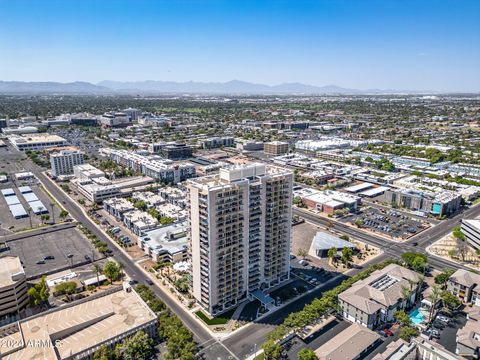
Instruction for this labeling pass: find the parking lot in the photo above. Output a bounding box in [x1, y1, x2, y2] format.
[5, 226, 103, 279]
[431, 310, 468, 353]
[342, 206, 430, 240]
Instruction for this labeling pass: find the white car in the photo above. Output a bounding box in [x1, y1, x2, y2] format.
[437, 315, 450, 323]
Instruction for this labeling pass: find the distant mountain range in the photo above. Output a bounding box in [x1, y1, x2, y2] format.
[0, 80, 438, 95]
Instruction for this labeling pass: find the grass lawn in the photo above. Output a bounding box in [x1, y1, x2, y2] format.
[195, 307, 236, 325]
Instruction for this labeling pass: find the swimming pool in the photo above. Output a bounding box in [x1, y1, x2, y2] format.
[409, 308, 425, 325]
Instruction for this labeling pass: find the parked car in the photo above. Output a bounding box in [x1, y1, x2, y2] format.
[299, 260, 308, 266]
[44, 255, 55, 260]
[145, 279, 154, 286]
[437, 315, 450, 324]
[36, 260, 45, 265]
[384, 328, 394, 336]
[378, 330, 387, 337]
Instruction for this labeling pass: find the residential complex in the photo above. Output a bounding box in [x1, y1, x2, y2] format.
[0, 256, 28, 317]
[187, 163, 293, 315]
[447, 269, 480, 306]
[100, 148, 196, 184]
[338, 264, 420, 329]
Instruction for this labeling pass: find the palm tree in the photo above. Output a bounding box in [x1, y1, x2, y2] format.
[401, 285, 412, 308]
[328, 247, 337, 264]
[93, 264, 102, 288]
[427, 285, 442, 323]
[27, 208, 32, 228]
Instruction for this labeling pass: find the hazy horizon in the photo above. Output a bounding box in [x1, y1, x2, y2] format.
[1, 0, 479, 92]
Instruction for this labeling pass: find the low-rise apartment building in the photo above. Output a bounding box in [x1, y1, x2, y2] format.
[123, 209, 159, 236]
[0, 256, 28, 317]
[314, 323, 381, 360]
[139, 222, 188, 263]
[104, 197, 135, 220]
[447, 269, 480, 305]
[338, 264, 421, 329]
[456, 314, 480, 359]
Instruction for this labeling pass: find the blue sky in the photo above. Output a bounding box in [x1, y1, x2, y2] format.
[0, 0, 479, 91]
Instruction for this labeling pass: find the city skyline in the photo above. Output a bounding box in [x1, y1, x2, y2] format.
[0, 0, 479, 92]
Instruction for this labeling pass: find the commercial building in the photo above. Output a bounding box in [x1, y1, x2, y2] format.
[188, 163, 293, 316]
[447, 269, 480, 305]
[100, 148, 196, 184]
[462, 219, 480, 251]
[338, 264, 421, 329]
[50, 149, 85, 177]
[301, 190, 361, 214]
[69, 113, 98, 126]
[0, 286, 157, 360]
[0, 256, 28, 317]
[264, 141, 289, 155]
[160, 143, 193, 160]
[76, 181, 120, 203]
[73, 164, 105, 181]
[8, 133, 67, 151]
[98, 112, 131, 128]
[312, 231, 357, 258]
[201, 137, 234, 149]
[314, 323, 381, 360]
[382, 188, 462, 217]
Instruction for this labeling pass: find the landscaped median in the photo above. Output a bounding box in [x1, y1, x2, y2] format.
[261, 259, 400, 359]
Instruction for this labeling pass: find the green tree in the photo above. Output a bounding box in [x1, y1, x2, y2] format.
[59, 209, 69, 219]
[262, 340, 282, 360]
[119, 331, 154, 360]
[55, 281, 77, 300]
[399, 326, 419, 341]
[354, 218, 364, 228]
[401, 252, 427, 273]
[341, 247, 353, 267]
[93, 345, 116, 360]
[298, 348, 318, 360]
[29, 276, 50, 306]
[134, 200, 147, 211]
[394, 310, 411, 326]
[327, 247, 337, 264]
[434, 268, 454, 288]
[452, 226, 465, 241]
[93, 263, 102, 287]
[297, 248, 308, 260]
[441, 290, 461, 310]
[427, 285, 442, 322]
[103, 261, 121, 284]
